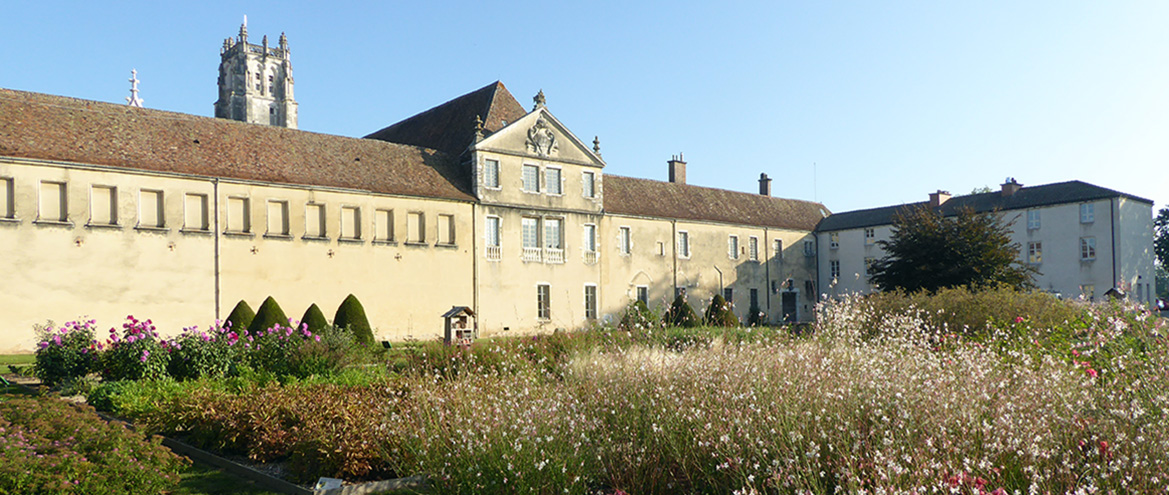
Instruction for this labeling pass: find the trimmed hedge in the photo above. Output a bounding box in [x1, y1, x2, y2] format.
[663, 295, 700, 328]
[334, 294, 375, 346]
[225, 300, 255, 335]
[248, 296, 289, 335]
[704, 294, 740, 327]
[301, 303, 330, 334]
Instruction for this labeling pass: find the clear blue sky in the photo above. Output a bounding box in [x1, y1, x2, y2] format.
[2, 1, 1166, 213]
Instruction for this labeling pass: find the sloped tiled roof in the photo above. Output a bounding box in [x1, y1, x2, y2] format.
[605, 175, 829, 231]
[365, 81, 529, 155]
[0, 88, 475, 202]
[817, 181, 1154, 232]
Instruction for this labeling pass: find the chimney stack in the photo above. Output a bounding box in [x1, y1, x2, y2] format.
[1000, 178, 1022, 197]
[929, 190, 951, 207]
[668, 153, 686, 184]
[758, 173, 772, 196]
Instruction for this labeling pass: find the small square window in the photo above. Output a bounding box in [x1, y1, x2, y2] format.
[267, 200, 289, 236]
[227, 196, 250, 233]
[1080, 237, 1096, 260]
[184, 193, 209, 231]
[864, 228, 875, 245]
[90, 185, 117, 226]
[407, 212, 425, 243]
[1080, 203, 1095, 224]
[636, 286, 649, 304]
[305, 203, 326, 238]
[340, 206, 361, 240]
[829, 232, 839, 249]
[1027, 210, 1041, 230]
[437, 214, 455, 245]
[139, 190, 164, 229]
[375, 209, 394, 241]
[1027, 241, 1042, 264]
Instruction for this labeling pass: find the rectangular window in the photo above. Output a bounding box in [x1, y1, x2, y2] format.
[636, 286, 649, 304]
[804, 240, 815, 257]
[340, 206, 361, 240]
[677, 231, 690, 258]
[1028, 241, 1042, 264]
[305, 203, 326, 238]
[544, 218, 562, 249]
[1, 178, 14, 219]
[1080, 284, 1096, 302]
[864, 228, 875, 245]
[657, 241, 665, 256]
[829, 232, 839, 249]
[584, 285, 597, 320]
[1080, 237, 1096, 260]
[407, 212, 425, 243]
[39, 181, 67, 222]
[1027, 210, 1041, 230]
[184, 193, 208, 231]
[437, 214, 455, 245]
[522, 164, 540, 193]
[723, 287, 734, 304]
[227, 196, 250, 233]
[618, 226, 631, 255]
[773, 239, 783, 262]
[484, 159, 500, 189]
[583, 224, 596, 252]
[522, 217, 540, 249]
[582, 171, 595, 198]
[375, 209, 394, 241]
[546, 167, 562, 195]
[749, 288, 759, 311]
[537, 284, 551, 320]
[266, 200, 289, 236]
[749, 236, 759, 261]
[139, 190, 164, 228]
[728, 235, 740, 260]
[90, 185, 117, 225]
[830, 260, 840, 278]
[1080, 203, 1095, 224]
[486, 216, 502, 261]
[864, 257, 876, 277]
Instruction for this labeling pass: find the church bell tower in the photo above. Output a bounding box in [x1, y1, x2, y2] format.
[214, 17, 298, 129]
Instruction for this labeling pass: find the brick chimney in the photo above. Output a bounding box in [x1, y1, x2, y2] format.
[1000, 178, 1022, 197]
[668, 153, 686, 184]
[758, 173, 772, 196]
[929, 190, 951, 207]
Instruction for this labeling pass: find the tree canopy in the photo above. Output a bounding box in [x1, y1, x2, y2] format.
[868, 205, 1036, 293]
[1155, 207, 1168, 299]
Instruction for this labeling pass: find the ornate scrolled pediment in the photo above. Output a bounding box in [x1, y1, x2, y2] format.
[525, 117, 559, 157]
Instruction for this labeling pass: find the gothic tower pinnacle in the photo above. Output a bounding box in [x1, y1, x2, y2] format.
[214, 16, 298, 129]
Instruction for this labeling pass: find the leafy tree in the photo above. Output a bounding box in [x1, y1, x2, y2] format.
[869, 205, 1036, 293]
[248, 296, 289, 335]
[224, 300, 255, 335]
[334, 294, 375, 346]
[703, 294, 739, 327]
[300, 303, 330, 334]
[1156, 207, 1169, 299]
[662, 294, 700, 328]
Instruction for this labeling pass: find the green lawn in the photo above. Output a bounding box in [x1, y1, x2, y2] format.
[0, 354, 35, 365]
[174, 463, 286, 495]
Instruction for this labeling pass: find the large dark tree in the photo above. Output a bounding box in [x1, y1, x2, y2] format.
[1155, 207, 1168, 299]
[868, 205, 1036, 293]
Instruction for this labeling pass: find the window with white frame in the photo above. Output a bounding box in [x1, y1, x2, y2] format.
[0, 178, 12, 219]
[677, 231, 690, 258]
[618, 226, 631, 255]
[1027, 241, 1042, 264]
[1080, 237, 1096, 260]
[375, 209, 394, 242]
[184, 193, 209, 231]
[226, 196, 250, 233]
[484, 159, 500, 189]
[437, 214, 455, 245]
[728, 235, 739, 260]
[582, 171, 595, 198]
[305, 203, 326, 238]
[546, 167, 562, 195]
[773, 239, 783, 262]
[544, 218, 563, 250]
[803, 240, 814, 257]
[522, 217, 540, 249]
[485, 216, 501, 260]
[584, 285, 597, 320]
[340, 206, 361, 240]
[407, 211, 425, 243]
[1027, 210, 1040, 230]
[537, 284, 551, 320]
[830, 260, 840, 278]
[1080, 284, 1096, 301]
[583, 224, 597, 253]
[1080, 203, 1094, 224]
[139, 190, 164, 228]
[90, 185, 117, 226]
[864, 228, 875, 245]
[829, 232, 839, 249]
[522, 164, 540, 193]
[267, 200, 289, 236]
[636, 286, 648, 304]
[749, 236, 759, 261]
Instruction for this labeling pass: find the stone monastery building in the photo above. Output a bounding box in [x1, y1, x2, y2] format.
[0, 23, 1156, 352]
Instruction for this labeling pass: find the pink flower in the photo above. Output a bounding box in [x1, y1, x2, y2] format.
[1086, 368, 1098, 378]
[140, 350, 150, 362]
[1014, 316, 1024, 323]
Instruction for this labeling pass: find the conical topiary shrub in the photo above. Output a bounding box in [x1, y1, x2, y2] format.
[619, 300, 657, 330]
[300, 303, 330, 334]
[225, 300, 255, 335]
[334, 294, 375, 345]
[663, 294, 700, 328]
[704, 294, 740, 327]
[746, 303, 767, 327]
[248, 296, 289, 335]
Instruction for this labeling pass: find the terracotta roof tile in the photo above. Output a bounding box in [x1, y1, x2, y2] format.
[0, 88, 475, 202]
[364, 81, 528, 155]
[605, 175, 829, 231]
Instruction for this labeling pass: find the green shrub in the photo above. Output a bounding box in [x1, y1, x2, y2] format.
[619, 300, 659, 330]
[166, 323, 239, 380]
[662, 295, 700, 328]
[334, 294, 375, 346]
[225, 300, 256, 335]
[301, 303, 330, 334]
[853, 285, 1083, 339]
[248, 296, 290, 336]
[746, 302, 767, 327]
[101, 316, 169, 382]
[0, 395, 187, 494]
[703, 294, 740, 327]
[283, 324, 367, 378]
[34, 319, 99, 387]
